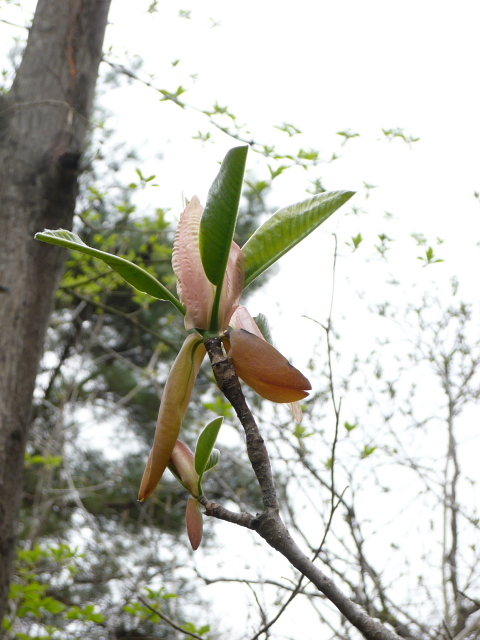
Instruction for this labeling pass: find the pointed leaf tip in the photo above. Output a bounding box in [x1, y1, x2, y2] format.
[35, 229, 185, 314]
[195, 417, 224, 478]
[199, 146, 248, 287]
[243, 190, 355, 287]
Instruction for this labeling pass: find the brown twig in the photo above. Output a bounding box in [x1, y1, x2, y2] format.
[204, 336, 278, 512]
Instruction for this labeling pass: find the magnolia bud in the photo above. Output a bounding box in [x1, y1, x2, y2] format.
[169, 441, 199, 497]
[186, 498, 203, 550]
[226, 329, 311, 403]
[138, 335, 206, 502]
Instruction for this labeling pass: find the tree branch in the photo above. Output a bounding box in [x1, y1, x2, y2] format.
[137, 596, 206, 640]
[203, 336, 402, 640]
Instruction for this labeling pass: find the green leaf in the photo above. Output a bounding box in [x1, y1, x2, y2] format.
[35, 229, 184, 315]
[204, 448, 220, 472]
[202, 395, 233, 418]
[253, 313, 273, 344]
[199, 625, 211, 635]
[361, 445, 377, 459]
[242, 191, 355, 287]
[42, 597, 66, 615]
[195, 417, 223, 479]
[294, 424, 313, 439]
[25, 453, 63, 468]
[66, 603, 105, 623]
[199, 146, 248, 286]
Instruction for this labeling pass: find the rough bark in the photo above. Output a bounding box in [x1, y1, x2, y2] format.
[0, 0, 111, 620]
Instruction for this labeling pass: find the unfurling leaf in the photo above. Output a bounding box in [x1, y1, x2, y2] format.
[138, 335, 206, 502]
[204, 448, 220, 472]
[195, 417, 223, 482]
[168, 441, 199, 497]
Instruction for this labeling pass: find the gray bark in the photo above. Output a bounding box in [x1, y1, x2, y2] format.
[0, 0, 111, 620]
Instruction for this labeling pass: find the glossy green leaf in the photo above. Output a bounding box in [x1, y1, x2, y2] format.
[199, 146, 248, 286]
[194, 417, 223, 479]
[242, 191, 355, 287]
[35, 229, 185, 314]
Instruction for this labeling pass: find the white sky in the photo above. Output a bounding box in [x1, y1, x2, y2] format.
[100, 0, 480, 332]
[2, 0, 480, 637]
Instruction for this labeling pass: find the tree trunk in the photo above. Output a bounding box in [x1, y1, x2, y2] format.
[0, 0, 111, 620]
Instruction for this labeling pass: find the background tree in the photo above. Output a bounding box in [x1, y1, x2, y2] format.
[242, 278, 480, 640]
[0, 0, 112, 620]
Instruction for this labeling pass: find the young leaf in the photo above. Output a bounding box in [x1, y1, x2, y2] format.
[195, 417, 223, 479]
[199, 146, 248, 287]
[361, 445, 377, 459]
[35, 229, 185, 314]
[204, 448, 220, 473]
[253, 313, 273, 344]
[242, 191, 355, 287]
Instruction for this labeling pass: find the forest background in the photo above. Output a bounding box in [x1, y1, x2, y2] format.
[0, 1, 480, 639]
